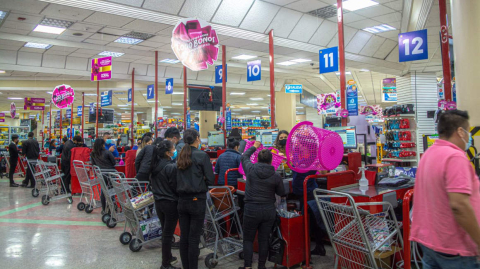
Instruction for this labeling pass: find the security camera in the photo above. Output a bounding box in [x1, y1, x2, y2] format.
[310, 62, 314, 66]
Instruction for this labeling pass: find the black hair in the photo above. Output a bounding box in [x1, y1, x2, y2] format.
[258, 149, 272, 164]
[11, 134, 19, 140]
[28, 132, 34, 138]
[142, 132, 154, 139]
[153, 137, 164, 146]
[124, 146, 131, 151]
[73, 135, 83, 143]
[177, 128, 200, 170]
[150, 140, 174, 174]
[438, 110, 470, 139]
[227, 137, 239, 149]
[274, 130, 289, 149]
[165, 127, 181, 139]
[141, 136, 152, 148]
[137, 138, 142, 142]
[63, 136, 68, 143]
[92, 139, 105, 159]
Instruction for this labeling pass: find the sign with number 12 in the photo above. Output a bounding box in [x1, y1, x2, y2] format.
[398, 29, 428, 62]
[215, 65, 227, 84]
[319, 47, 338, 74]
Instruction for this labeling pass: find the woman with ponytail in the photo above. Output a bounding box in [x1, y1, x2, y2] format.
[176, 128, 214, 269]
[150, 140, 180, 269]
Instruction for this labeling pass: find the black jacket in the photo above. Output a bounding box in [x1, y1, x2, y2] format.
[176, 139, 185, 153]
[22, 138, 40, 160]
[242, 146, 285, 205]
[135, 144, 154, 175]
[176, 146, 215, 199]
[151, 158, 178, 201]
[8, 142, 19, 161]
[61, 140, 75, 165]
[90, 149, 116, 170]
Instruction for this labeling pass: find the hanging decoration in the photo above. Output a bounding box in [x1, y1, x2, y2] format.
[359, 105, 382, 116]
[336, 109, 349, 118]
[52, 84, 75, 109]
[317, 92, 341, 114]
[10, 102, 16, 118]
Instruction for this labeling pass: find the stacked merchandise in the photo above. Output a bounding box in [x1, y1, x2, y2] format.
[382, 104, 417, 164]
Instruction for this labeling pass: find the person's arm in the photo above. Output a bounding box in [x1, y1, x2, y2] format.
[214, 157, 220, 174]
[241, 142, 260, 175]
[448, 193, 480, 249]
[275, 175, 286, 197]
[107, 151, 116, 167]
[203, 154, 215, 186]
[135, 148, 145, 172]
[165, 164, 178, 192]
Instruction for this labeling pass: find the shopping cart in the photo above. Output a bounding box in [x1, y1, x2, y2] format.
[203, 186, 243, 269]
[73, 160, 102, 213]
[313, 189, 404, 269]
[111, 176, 161, 252]
[92, 167, 126, 229]
[3, 153, 25, 178]
[29, 159, 73, 205]
[27, 159, 44, 197]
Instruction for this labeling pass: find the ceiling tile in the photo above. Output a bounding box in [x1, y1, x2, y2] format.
[89, 33, 119, 42]
[69, 23, 104, 33]
[128, 63, 148, 75]
[197, 71, 214, 82]
[288, 14, 322, 42]
[83, 38, 110, 45]
[112, 61, 130, 74]
[68, 52, 95, 58]
[56, 35, 87, 42]
[262, 0, 298, 5]
[372, 12, 402, 24]
[1, 20, 36, 31]
[84, 12, 135, 28]
[122, 20, 171, 34]
[19, 47, 45, 53]
[347, 19, 382, 30]
[377, 30, 399, 40]
[179, 0, 222, 21]
[0, 27, 31, 35]
[384, 0, 403, 11]
[146, 64, 166, 77]
[212, 0, 254, 27]
[373, 39, 397, 59]
[108, 42, 132, 49]
[285, 0, 329, 13]
[60, 29, 94, 39]
[309, 20, 337, 46]
[17, 51, 42, 67]
[143, 0, 185, 15]
[385, 45, 399, 62]
[240, 1, 281, 33]
[328, 12, 366, 24]
[359, 35, 385, 57]
[5, 12, 43, 24]
[328, 25, 357, 47]
[345, 31, 372, 54]
[0, 0, 49, 14]
[107, 0, 144, 7]
[28, 31, 59, 39]
[42, 54, 67, 69]
[41, 4, 95, 21]
[44, 46, 78, 56]
[65, 57, 88, 71]
[265, 8, 303, 38]
[0, 49, 17, 64]
[164, 66, 183, 79]
[354, 5, 395, 17]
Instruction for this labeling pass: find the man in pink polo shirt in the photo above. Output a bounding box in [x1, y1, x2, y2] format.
[411, 110, 480, 268]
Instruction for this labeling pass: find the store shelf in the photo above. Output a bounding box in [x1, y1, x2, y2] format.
[382, 158, 418, 163]
[387, 129, 416, 131]
[383, 114, 416, 118]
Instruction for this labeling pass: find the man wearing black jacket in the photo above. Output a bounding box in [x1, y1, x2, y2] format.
[8, 134, 20, 187]
[61, 136, 83, 193]
[21, 132, 40, 188]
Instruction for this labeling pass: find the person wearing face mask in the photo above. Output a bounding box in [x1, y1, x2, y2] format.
[132, 138, 142, 150]
[273, 130, 290, 174]
[8, 134, 20, 187]
[215, 137, 241, 187]
[150, 140, 180, 269]
[411, 110, 480, 269]
[103, 132, 119, 158]
[165, 127, 185, 153]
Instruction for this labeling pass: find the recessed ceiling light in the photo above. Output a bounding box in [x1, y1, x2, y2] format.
[136, 112, 144, 114]
[249, 97, 263, 101]
[24, 42, 52, 49]
[33, 25, 66, 34]
[85, 94, 97, 96]
[246, 103, 258, 106]
[0, 70, 5, 74]
[33, 18, 73, 35]
[99, 51, 124, 57]
[160, 59, 180, 64]
[291, 59, 312, 63]
[296, 107, 304, 109]
[240, 107, 250, 109]
[46, 91, 53, 94]
[115, 37, 144, 45]
[0, 11, 7, 20]
[171, 113, 181, 115]
[172, 103, 183, 106]
[336, 72, 352, 75]
[230, 92, 245, 95]
[117, 104, 128, 107]
[8, 97, 23, 100]
[363, 24, 396, 33]
[339, 0, 379, 11]
[172, 92, 184, 95]
[120, 108, 129, 110]
[232, 55, 257, 60]
[267, 94, 271, 97]
[251, 111, 261, 113]
[360, 69, 370, 72]
[142, 94, 147, 96]
[277, 61, 297, 66]
[72, 32, 83, 36]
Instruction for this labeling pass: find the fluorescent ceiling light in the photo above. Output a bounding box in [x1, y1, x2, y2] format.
[267, 94, 271, 97]
[136, 112, 144, 114]
[171, 113, 181, 115]
[99, 51, 124, 57]
[142, 94, 147, 96]
[336, 72, 352, 75]
[172, 92, 184, 95]
[296, 107, 304, 109]
[360, 69, 370, 72]
[277, 61, 297, 66]
[8, 97, 22, 100]
[33, 25, 66, 35]
[240, 107, 250, 109]
[230, 92, 245, 95]
[172, 103, 183, 106]
[291, 59, 311, 63]
[232, 55, 257, 60]
[340, 0, 379, 11]
[118, 98, 128, 100]
[85, 94, 97, 96]
[24, 42, 52, 49]
[0, 70, 5, 74]
[247, 103, 258, 106]
[117, 104, 128, 107]
[0, 11, 7, 20]
[160, 59, 180, 64]
[147, 101, 155, 103]
[260, 107, 269, 109]
[120, 108, 129, 110]
[363, 24, 396, 34]
[47, 92, 53, 94]
[251, 111, 261, 113]
[249, 97, 263, 101]
[115, 37, 144, 45]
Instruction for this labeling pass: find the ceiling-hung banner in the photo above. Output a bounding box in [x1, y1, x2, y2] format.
[317, 92, 341, 115]
[24, 98, 45, 111]
[171, 18, 219, 71]
[91, 56, 112, 81]
[10, 102, 16, 118]
[52, 85, 75, 109]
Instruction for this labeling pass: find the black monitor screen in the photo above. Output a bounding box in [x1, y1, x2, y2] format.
[188, 85, 223, 111]
[89, 108, 114, 124]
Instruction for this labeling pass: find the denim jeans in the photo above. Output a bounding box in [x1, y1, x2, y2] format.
[178, 196, 206, 269]
[155, 199, 179, 267]
[243, 203, 276, 269]
[420, 244, 480, 269]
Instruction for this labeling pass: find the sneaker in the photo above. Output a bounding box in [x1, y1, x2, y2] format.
[10, 183, 19, 187]
[169, 256, 177, 264]
[160, 265, 181, 269]
[311, 245, 326, 256]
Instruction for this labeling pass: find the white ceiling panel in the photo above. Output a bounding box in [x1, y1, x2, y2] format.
[384, 0, 403, 11]
[0, 0, 49, 14]
[354, 5, 396, 17]
[97, 28, 130, 36]
[373, 39, 397, 59]
[262, 0, 298, 5]
[107, 0, 144, 7]
[20, 46, 45, 53]
[108, 42, 132, 49]
[288, 15, 322, 42]
[122, 20, 171, 34]
[345, 31, 372, 54]
[5, 12, 44, 24]
[112, 61, 130, 74]
[348, 19, 382, 30]
[185, 68, 198, 80]
[128, 63, 148, 75]
[60, 29, 94, 39]
[75, 48, 103, 55]
[240, 1, 281, 33]
[0, 27, 31, 35]
[41, 4, 95, 21]
[265, 8, 302, 38]
[42, 54, 66, 69]
[197, 70, 214, 82]
[1, 20, 36, 31]
[68, 52, 95, 58]
[142, 0, 186, 15]
[84, 12, 134, 28]
[359, 35, 385, 57]
[372, 12, 402, 24]
[328, 12, 366, 24]
[0, 49, 17, 64]
[285, 0, 329, 13]
[228, 73, 242, 84]
[179, 0, 222, 21]
[65, 57, 88, 71]
[89, 33, 118, 42]
[385, 45, 399, 62]
[68, 23, 104, 33]
[57, 35, 88, 43]
[164, 66, 183, 79]
[44, 46, 78, 56]
[212, 0, 254, 27]
[17, 51, 42, 67]
[377, 30, 399, 40]
[28, 31, 59, 39]
[309, 20, 337, 46]
[328, 25, 357, 47]
[83, 39, 110, 45]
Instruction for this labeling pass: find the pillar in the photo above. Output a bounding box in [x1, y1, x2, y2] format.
[275, 90, 296, 131]
[451, 0, 480, 126]
[199, 111, 217, 139]
[305, 107, 322, 127]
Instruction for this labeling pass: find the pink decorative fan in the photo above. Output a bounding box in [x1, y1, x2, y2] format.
[286, 121, 344, 173]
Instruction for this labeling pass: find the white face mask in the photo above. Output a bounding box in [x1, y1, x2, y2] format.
[461, 128, 472, 151]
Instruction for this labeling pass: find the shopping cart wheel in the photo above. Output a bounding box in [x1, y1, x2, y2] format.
[119, 232, 132, 245]
[129, 238, 142, 252]
[41, 195, 50, 206]
[67, 197, 73, 204]
[239, 251, 244, 260]
[106, 218, 117, 228]
[77, 202, 86, 211]
[102, 213, 111, 224]
[32, 188, 39, 197]
[85, 205, 94, 214]
[205, 253, 218, 268]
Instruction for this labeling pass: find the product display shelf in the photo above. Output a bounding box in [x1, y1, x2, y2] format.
[382, 114, 418, 164]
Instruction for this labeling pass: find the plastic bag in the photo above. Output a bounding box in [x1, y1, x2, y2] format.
[268, 216, 285, 264]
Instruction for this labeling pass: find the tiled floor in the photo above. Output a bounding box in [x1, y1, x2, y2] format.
[0, 177, 335, 269]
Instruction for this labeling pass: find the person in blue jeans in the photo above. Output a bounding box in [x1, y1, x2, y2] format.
[241, 141, 285, 269]
[215, 138, 241, 187]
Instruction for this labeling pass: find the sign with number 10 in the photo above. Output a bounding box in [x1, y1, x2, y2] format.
[319, 47, 338, 74]
[215, 65, 227, 84]
[398, 29, 428, 62]
[247, 60, 261, 82]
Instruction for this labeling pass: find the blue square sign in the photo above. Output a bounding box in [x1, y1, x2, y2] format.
[247, 60, 261, 82]
[165, 78, 173, 94]
[215, 65, 227, 84]
[398, 29, 428, 62]
[285, 84, 302, 94]
[319, 47, 339, 74]
[147, 84, 154, 100]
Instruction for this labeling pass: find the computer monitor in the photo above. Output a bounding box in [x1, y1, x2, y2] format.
[255, 129, 279, 147]
[84, 138, 92, 148]
[326, 126, 357, 149]
[207, 131, 225, 147]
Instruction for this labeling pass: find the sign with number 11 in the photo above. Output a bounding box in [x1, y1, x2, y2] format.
[319, 47, 338, 74]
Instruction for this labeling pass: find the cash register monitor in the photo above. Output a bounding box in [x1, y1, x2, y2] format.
[255, 129, 279, 147]
[207, 131, 225, 147]
[84, 138, 92, 148]
[326, 126, 357, 149]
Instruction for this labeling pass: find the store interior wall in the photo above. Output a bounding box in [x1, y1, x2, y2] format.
[275, 90, 296, 132]
[199, 111, 217, 139]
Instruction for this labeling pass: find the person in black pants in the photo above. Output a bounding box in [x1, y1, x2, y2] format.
[7, 134, 20, 187]
[241, 141, 285, 269]
[150, 140, 180, 269]
[21, 132, 40, 188]
[90, 138, 116, 212]
[176, 129, 214, 269]
[61, 136, 83, 193]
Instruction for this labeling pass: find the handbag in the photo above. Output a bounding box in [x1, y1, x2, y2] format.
[268, 215, 286, 264]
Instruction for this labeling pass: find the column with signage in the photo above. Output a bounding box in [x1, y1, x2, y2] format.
[276, 85, 298, 132]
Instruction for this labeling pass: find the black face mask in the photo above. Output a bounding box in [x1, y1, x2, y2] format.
[279, 139, 287, 146]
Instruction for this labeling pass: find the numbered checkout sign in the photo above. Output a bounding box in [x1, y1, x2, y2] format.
[319, 47, 338, 74]
[165, 78, 173, 94]
[215, 65, 227, 84]
[147, 84, 154, 100]
[247, 60, 261, 82]
[398, 29, 428, 62]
